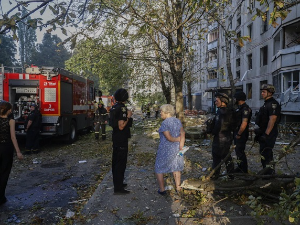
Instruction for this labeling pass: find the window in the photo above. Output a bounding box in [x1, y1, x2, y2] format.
[261, 12, 268, 33]
[247, 24, 253, 39]
[236, 45, 241, 54]
[283, 71, 300, 92]
[260, 46, 268, 66]
[237, 5, 241, 16]
[229, 16, 233, 29]
[237, 16, 241, 28]
[236, 58, 241, 67]
[247, 54, 252, 70]
[260, 80, 268, 98]
[208, 70, 217, 79]
[246, 83, 252, 99]
[248, 0, 254, 10]
[236, 70, 241, 79]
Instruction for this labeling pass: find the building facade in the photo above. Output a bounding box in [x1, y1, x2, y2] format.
[186, 1, 300, 122]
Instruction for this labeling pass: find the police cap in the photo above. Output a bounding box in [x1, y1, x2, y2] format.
[114, 88, 129, 102]
[215, 92, 229, 104]
[261, 84, 275, 93]
[234, 91, 246, 101]
[30, 102, 37, 108]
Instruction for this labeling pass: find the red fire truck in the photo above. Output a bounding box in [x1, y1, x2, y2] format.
[0, 65, 95, 143]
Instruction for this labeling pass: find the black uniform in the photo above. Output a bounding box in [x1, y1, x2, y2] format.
[25, 109, 42, 152]
[211, 107, 234, 177]
[256, 97, 281, 170]
[94, 105, 108, 140]
[111, 102, 132, 192]
[233, 103, 252, 173]
[0, 117, 14, 204]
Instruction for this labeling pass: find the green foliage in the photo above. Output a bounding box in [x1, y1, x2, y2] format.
[65, 38, 130, 95]
[247, 178, 300, 224]
[132, 91, 167, 107]
[31, 33, 71, 68]
[0, 34, 17, 66]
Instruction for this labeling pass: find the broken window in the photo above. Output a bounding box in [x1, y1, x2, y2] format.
[247, 54, 252, 70]
[260, 46, 268, 66]
[246, 83, 252, 99]
[283, 71, 300, 92]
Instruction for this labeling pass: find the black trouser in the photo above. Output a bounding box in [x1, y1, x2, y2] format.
[234, 132, 248, 173]
[259, 129, 277, 169]
[101, 124, 106, 140]
[0, 143, 14, 201]
[147, 112, 150, 118]
[26, 129, 40, 150]
[212, 135, 234, 176]
[155, 111, 159, 119]
[112, 146, 128, 191]
[95, 123, 106, 140]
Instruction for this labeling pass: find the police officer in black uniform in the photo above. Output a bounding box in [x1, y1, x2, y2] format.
[25, 103, 42, 154]
[111, 88, 133, 195]
[94, 100, 108, 140]
[209, 92, 234, 179]
[233, 91, 252, 173]
[255, 84, 281, 174]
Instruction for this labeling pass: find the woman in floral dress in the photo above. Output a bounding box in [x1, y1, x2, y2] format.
[155, 104, 185, 195]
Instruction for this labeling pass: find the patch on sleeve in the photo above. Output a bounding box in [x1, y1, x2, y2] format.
[121, 107, 127, 112]
[272, 104, 277, 109]
[243, 110, 248, 116]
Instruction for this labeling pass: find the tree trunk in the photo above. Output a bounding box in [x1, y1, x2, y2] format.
[187, 80, 192, 110]
[225, 36, 236, 107]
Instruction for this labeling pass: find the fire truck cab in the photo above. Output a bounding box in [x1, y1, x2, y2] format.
[0, 65, 95, 143]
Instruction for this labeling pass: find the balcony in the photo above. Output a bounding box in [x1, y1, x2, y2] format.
[207, 58, 218, 69]
[208, 22, 218, 32]
[271, 45, 300, 72]
[208, 40, 218, 51]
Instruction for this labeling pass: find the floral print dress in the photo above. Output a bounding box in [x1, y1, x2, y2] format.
[155, 117, 184, 174]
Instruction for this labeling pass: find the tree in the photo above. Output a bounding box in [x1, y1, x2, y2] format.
[17, 6, 37, 67]
[0, 34, 17, 66]
[32, 33, 70, 68]
[65, 38, 130, 95]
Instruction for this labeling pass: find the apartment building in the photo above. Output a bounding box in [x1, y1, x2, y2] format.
[186, 1, 300, 122]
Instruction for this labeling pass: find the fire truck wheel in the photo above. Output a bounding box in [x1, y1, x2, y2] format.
[68, 121, 77, 143]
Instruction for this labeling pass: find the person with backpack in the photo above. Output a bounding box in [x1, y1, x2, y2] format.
[94, 100, 108, 140]
[207, 92, 234, 180]
[110, 88, 133, 195]
[24, 103, 42, 154]
[255, 84, 281, 175]
[233, 91, 252, 174]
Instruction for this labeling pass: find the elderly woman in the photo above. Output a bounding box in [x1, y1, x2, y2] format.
[155, 104, 185, 195]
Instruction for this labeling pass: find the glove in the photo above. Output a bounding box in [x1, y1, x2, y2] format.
[259, 133, 268, 143]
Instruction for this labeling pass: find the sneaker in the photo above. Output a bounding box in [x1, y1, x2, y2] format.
[158, 189, 167, 196]
[114, 189, 130, 195]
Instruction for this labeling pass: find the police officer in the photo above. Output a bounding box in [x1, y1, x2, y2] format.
[111, 88, 133, 195]
[25, 103, 42, 154]
[94, 100, 108, 140]
[233, 91, 252, 173]
[255, 84, 281, 174]
[209, 92, 234, 179]
[146, 103, 151, 118]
